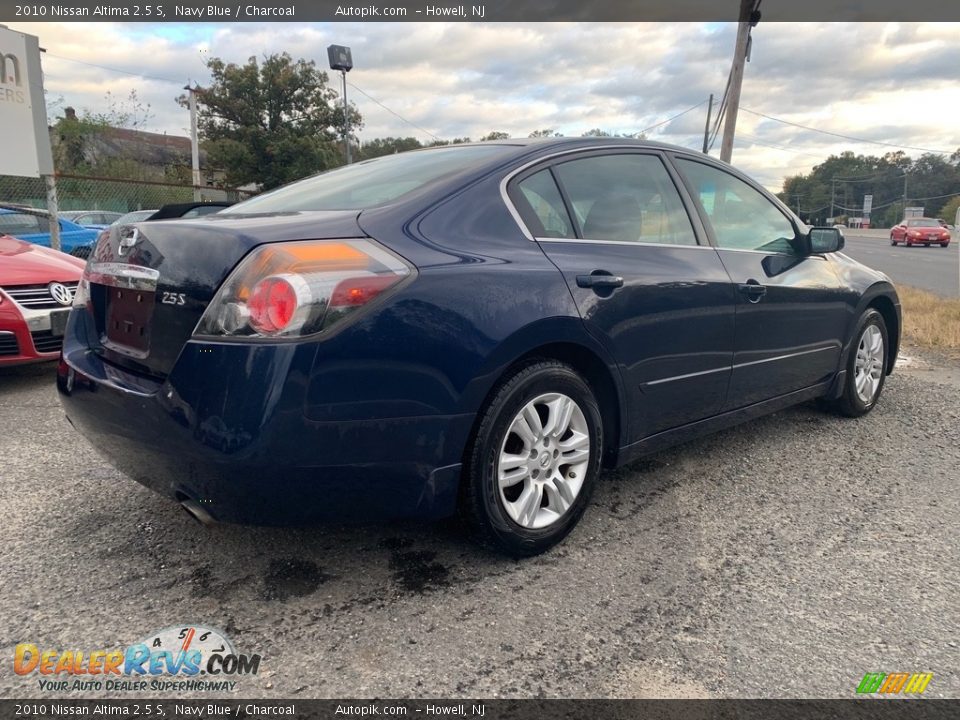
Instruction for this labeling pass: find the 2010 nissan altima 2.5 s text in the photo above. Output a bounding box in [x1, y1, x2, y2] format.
[57, 138, 901, 556]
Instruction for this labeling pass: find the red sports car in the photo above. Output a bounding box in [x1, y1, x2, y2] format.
[0, 234, 85, 366]
[890, 218, 951, 247]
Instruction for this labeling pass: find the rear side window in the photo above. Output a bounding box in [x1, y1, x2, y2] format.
[675, 158, 799, 254]
[551, 154, 698, 246]
[514, 170, 575, 238]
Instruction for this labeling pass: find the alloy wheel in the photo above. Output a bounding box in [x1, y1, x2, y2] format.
[854, 325, 884, 403]
[497, 393, 590, 529]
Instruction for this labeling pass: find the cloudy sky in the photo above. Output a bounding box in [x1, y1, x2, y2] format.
[7, 21, 960, 190]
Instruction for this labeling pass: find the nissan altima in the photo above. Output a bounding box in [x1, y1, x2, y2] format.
[57, 139, 901, 555]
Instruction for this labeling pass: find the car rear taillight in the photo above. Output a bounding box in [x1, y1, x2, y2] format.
[194, 239, 412, 339]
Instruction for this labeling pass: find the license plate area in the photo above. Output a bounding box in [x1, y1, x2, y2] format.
[104, 286, 155, 357]
[50, 309, 70, 337]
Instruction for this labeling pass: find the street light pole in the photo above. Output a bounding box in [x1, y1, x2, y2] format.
[327, 44, 354, 166]
[341, 69, 351, 165]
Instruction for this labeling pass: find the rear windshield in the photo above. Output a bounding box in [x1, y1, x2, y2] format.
[906, 219, 939, 227]
[222, 145, 514, 214]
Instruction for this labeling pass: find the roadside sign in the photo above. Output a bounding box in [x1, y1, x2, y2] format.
[863, 194, 873, 216]
[0, 27, 53, 178]
[905, 206, 925, 218]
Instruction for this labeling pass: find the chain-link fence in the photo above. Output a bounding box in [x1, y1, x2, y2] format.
[0, 172, 255, 254]
[1, 173, 254, 210]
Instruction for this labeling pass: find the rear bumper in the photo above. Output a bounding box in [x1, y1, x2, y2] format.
[904, 236, 949, 245]
[57, 337, 473, 525]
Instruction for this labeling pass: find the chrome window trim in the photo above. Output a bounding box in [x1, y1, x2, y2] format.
[714, 246, 807, 257]
[536, 237, 716, 250]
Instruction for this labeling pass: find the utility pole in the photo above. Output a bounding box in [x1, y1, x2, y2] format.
[702, 93, 713, 154]
[830, 179, 836, 221]
[185, 84, 201, 201]
[902, 172, 908, 219]
[794, 193, 802, 218]
[720, 0, 760, 164]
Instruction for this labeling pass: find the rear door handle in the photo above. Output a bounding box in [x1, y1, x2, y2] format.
[576, 274, 624, 289]
[737, 281, 767, 303]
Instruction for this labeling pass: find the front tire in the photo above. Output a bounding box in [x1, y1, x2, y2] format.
[461, 360, 603, 556]
[830, 309, 889, 418]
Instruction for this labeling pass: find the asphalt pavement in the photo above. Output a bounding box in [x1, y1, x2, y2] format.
[1, 358, 958, 700]
[841, 232, 959, 297]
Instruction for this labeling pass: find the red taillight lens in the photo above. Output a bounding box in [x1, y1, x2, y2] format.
[248, 276, 299, 333]
[194, 239, 412, 339]
[330, 275, 401, 308]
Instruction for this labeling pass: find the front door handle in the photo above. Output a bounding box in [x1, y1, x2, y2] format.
[737, 281, 767, 303]
[576, 274, 624, 289]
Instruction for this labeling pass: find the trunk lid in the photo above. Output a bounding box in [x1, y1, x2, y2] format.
[79, 211, 364, 379]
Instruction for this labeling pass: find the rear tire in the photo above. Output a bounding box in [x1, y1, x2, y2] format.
[825, 309, 889, 418]
[942, 243, 949, 248]
[461, 360, 603, 556]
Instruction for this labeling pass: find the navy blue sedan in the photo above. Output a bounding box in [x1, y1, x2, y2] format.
[58, 139, 900, 555]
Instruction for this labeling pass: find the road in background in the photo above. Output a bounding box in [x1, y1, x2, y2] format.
[841, 232, 959, 297]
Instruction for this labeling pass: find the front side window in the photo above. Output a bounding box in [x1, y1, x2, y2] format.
[675, 158, 798, 254]
[551, 154, 698, 246]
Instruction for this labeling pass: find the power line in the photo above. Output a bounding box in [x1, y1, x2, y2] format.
[737, 133, 823, 159]
[345, 81, 441, 142]
[637, 100, 708, 135]
[45, 53, 184, 85]
[741, 107, 953, 155]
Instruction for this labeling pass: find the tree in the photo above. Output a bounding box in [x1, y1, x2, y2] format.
[528, 129, 562, 138]
[52, 91, 167, 180]
[481, 131, 510, 141]
[186, 53, 361, 189]
[357, 136, 423, 160]
[778, 149, 960, 227]
[939, 195, 960, 225]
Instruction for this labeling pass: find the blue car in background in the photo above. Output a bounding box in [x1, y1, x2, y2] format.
[0, 206, 101, 256]
[57, 138, 901, 556]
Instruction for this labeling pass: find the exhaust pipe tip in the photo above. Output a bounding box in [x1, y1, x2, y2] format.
[179, 497, 218, 527]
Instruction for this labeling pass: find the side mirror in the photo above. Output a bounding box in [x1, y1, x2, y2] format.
[808, 227, 844, 254]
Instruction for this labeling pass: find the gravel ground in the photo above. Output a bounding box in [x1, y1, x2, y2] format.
[1, 359, 958, 699]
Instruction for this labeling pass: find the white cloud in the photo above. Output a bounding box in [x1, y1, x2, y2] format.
[7, 20, 959, 190]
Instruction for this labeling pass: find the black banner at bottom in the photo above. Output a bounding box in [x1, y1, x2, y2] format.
[1, 699, 957, 720]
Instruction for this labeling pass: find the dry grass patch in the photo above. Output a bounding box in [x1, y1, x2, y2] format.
[897, 285, 960, 349]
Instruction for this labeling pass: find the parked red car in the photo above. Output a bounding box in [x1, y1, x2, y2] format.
[0, 234, 84, 366]
[890, 218, 951, 247]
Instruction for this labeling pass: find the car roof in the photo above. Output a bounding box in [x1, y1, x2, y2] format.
[0, 204, 49, 218]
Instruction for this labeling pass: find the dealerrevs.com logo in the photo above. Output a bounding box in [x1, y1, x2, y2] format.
[14, 625, 261, 693]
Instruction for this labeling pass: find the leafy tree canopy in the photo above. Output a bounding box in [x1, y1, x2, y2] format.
[778, 149, 960, 227]
[186, 53, 361, 189]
